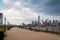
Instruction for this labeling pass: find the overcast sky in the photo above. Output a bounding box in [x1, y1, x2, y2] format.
[0, 0, 60, 25]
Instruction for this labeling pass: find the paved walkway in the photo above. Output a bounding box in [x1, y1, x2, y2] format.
[4, 27, 60, 40]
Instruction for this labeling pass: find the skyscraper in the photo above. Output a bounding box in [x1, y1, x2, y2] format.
[38, 15, 40, 24]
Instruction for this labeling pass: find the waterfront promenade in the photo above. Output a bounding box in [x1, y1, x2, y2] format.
[4, 27, 60, 40]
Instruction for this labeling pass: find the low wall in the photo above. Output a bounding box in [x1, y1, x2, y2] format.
[36, 27, 60, 33]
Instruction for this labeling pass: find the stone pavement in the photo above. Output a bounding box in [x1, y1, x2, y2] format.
[4, 27, 60, 40]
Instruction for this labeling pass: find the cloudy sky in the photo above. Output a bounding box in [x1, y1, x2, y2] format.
[0, 0, 60, 25]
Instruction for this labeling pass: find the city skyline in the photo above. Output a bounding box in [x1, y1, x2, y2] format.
[0, 0, 60, 25]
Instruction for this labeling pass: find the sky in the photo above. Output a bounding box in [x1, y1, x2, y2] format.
[0, 0, 60, 25]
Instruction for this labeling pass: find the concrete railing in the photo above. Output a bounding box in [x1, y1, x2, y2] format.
[39, 27, 60, 33]
[28, 27, 60, 33]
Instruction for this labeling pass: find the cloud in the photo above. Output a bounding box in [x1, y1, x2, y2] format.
[0, 7, 38, 25]
[14, 1, 21, 7]
[1, 0, 60, 25]
[2, 0, 60, 16]
[24, 0, 60, 16]
[3, 0, 10, 4]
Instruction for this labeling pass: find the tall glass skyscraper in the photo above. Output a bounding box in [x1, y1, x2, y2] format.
[38, 15, 40, 23]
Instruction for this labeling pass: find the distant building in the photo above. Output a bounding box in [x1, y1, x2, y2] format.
[0, 13, 3, 25]
[38, 15, 40, 24]
[32, 21, 34, 25]
[22, 23, 25, 26]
